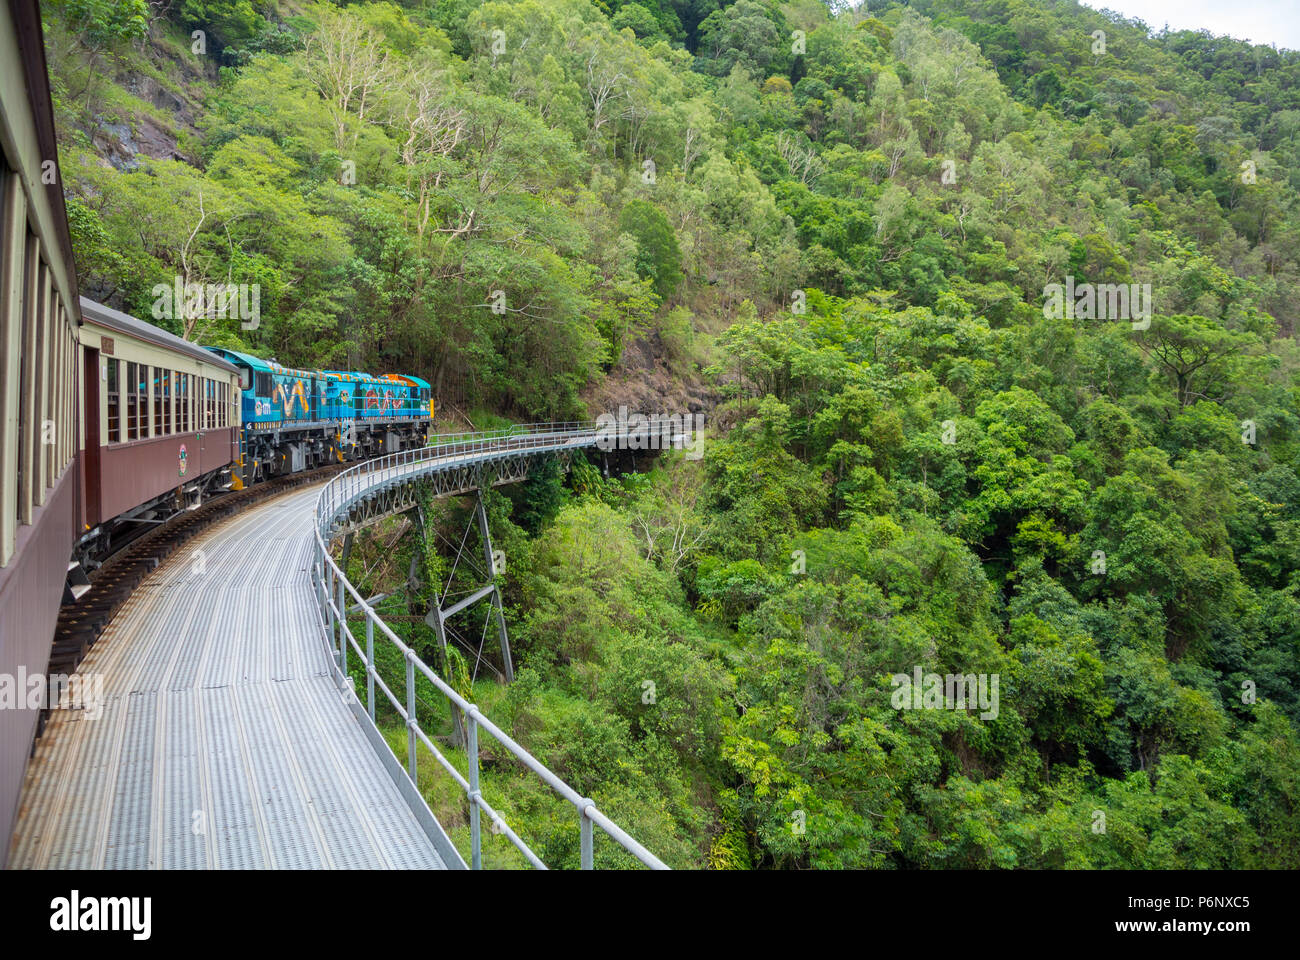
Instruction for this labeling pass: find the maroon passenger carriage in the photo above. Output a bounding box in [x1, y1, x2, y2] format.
[0, 0, 240, 863]
[74, 299, 240, 567]
[0, 0, 86, 867]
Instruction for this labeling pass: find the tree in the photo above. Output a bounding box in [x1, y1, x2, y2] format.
[1134, 315, 1258, 407]
[618, 198, 683, 297]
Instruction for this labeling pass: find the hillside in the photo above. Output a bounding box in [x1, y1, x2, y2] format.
[42, 0, 1300, 868]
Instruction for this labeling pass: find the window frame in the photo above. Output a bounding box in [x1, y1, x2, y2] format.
[106, 357, 119, 444]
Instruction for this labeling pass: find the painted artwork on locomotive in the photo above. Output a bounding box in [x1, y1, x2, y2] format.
[324, 370, 430, 421]
[273, 378, 310, 419]
[203, 347, 432, 427]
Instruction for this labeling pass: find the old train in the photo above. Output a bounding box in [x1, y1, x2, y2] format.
[0, 0, 430, 864]
[74, 302, 432, 567]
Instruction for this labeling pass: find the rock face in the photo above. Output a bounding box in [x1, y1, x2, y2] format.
[92, 113, 187, 170]
[90, 69, 201, 170]
[124, 75, 189, 117]
[91, 120, 141, 170]
[582, 329, 720, 424]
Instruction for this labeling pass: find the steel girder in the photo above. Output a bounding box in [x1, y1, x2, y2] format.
[327, 448, 571, 540]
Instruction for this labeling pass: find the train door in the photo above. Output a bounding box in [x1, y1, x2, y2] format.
[83, 347, 101, 526]
[197, 377, 207, 476]
[311, 377, 318, 421]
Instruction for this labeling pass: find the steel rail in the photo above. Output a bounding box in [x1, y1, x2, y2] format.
[312, 423, 669, 870]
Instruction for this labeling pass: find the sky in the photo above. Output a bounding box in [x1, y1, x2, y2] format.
[1079, 0, 1300, 50]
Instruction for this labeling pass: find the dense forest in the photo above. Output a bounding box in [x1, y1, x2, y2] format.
[45, 0, 1300, 867]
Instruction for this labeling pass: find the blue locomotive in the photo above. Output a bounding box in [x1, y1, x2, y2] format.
[204, 348, 431, 484]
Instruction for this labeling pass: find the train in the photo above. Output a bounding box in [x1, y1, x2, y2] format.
[0, 0, 430, 864]
[74, 301, 432, 568]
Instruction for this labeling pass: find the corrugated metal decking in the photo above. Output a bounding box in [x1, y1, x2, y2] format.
[7, 484, 447, 869]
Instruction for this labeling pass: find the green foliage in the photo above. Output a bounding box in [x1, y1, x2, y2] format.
[173, 0, 264, 53]
[53, 0, 148, 47]
[42, 0, 1300, 869]
[618, 198, 683, 298]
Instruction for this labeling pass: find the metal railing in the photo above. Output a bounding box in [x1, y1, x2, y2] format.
[316, 422, 602, 527]
[311, 424, 668, 870]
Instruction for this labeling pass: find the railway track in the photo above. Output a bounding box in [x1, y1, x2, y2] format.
[33, 461, 351, 746]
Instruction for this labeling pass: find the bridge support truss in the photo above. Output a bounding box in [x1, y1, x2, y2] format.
[423, 489, 514, 684]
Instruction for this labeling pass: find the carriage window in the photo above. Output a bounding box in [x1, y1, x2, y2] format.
[106, 359, 119, 443]
[146, 365, 157, 437]
[218, 382, 226, 427]
[178, 374, 188, 433]
[126, 362, 138, 440]
[152, 367, 159, 435]
[206, 379, 214, 429]
[138, 365, 148, 438]
[161, 371, 171, 434]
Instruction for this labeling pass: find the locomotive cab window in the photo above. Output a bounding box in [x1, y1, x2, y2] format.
[254, 371, 271, 397]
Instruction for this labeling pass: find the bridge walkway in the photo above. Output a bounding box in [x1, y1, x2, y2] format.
[7, 483, 453, 869]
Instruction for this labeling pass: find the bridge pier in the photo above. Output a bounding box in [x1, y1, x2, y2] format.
[425, 597, 467, 748]
[414, 486, 517, 747]
[473, 488, 514, 683]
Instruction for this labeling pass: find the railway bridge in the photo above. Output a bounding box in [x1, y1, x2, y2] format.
[7, 425, 677, 869]
[0, 0, 689, 869]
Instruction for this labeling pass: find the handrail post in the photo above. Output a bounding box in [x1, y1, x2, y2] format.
[336, 574, 346, 666]
[326, 564, 336, 650]
[365, 615, 375, 723]
[580, 799, 594, 869]
[468, 709, 481, 870]
[406, 654, 417, 787]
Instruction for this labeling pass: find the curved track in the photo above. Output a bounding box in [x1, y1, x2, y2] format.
[7, 484, 448, 869]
